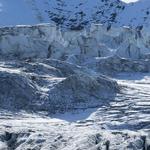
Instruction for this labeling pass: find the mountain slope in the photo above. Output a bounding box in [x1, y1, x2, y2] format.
[44, 0, 125, 29]
[0, 0, 124, 28]
[0, 0, 125, 28]
[1, 0, 150, 29]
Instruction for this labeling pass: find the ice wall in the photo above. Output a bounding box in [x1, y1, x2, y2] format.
[0, 24, 150, 61]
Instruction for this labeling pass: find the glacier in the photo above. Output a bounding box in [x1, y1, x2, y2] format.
[0, 23, 150, 149]
[1, 23, 150, 61]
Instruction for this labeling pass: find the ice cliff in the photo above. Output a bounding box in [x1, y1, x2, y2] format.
[0, 23, 150, 62]
[0, 24, 150, 61]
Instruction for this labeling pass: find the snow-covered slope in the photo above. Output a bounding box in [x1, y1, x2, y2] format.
[0, 0, 124, 28]
[1, 0, 150, 29]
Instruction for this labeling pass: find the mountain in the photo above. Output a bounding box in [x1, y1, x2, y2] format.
[0, 0, 148, 29]
[1, 1, 150, 149]
[0, 0, 124, 28]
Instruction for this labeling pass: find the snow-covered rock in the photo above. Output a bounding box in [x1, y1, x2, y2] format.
[0, 59, 119, 113]
[46, 73, 119, 112]
[0, 70, 39, 110]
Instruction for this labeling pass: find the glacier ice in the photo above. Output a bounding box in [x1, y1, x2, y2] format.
[0, 24, 150, 62]
[0, 24, 150, 149]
